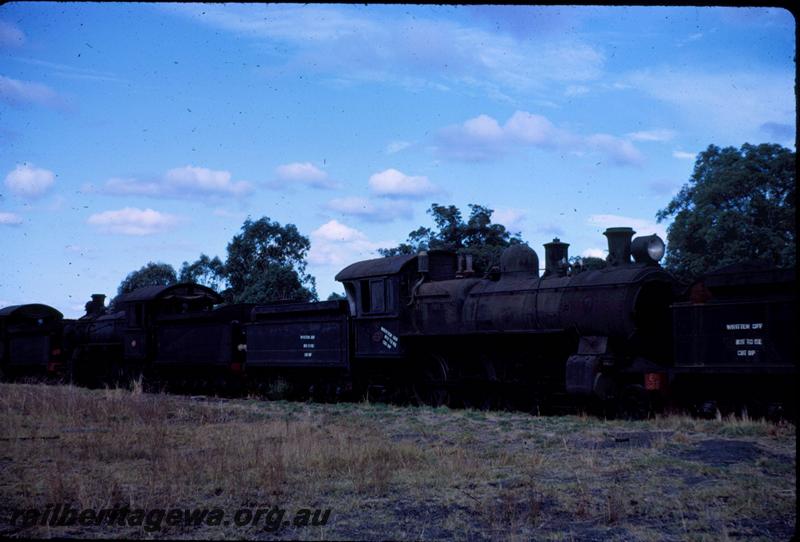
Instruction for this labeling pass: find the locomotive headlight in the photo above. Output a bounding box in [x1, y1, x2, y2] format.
[631, 235, 665, 264]
[647, 237, 665, 261]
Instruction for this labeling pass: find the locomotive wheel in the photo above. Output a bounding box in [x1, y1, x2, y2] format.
[411, 354, 451, 407]
[617, 384, 651, 420]
[458, 356, 510, 411]
[107, 362, 128, 390]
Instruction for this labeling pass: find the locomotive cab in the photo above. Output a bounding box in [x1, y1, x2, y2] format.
[112, 283, 222, 365]
[335, 250, 458, 358]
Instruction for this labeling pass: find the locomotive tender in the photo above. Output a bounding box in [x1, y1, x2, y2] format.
[669, 263, 795, 415]
[0, 226, 795, 416]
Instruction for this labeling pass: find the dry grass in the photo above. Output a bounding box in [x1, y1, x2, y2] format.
[0, 382, 795, 540]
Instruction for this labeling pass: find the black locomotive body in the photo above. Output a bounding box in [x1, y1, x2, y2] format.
[335, 227, 677, 408]
[244, 300, 352, 397]
[0, 303, 65, 379]
[69, 284, 249, 389]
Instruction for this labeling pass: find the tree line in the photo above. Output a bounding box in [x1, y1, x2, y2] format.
[115, 217, 317, 305]
[115, 142, 795, 305]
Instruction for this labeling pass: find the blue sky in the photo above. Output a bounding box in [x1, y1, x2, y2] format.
[0, 4, 795, 317]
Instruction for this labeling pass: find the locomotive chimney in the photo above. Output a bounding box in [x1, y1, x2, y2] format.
[84, 294, 106, 316]
[543, 237, 570, 277]
[417, 251, 429, 273]
[603, 227, 635, 266]
[456, 253, 475, 278]
[464, 254, 474, 275]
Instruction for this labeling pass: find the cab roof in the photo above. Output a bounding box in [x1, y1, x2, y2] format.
[335, 253, 418, 282]
[0, 304, 63, 320]
[115, 283, 223, 304]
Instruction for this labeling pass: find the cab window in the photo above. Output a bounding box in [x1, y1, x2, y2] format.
[128, 303, 144, 327]
[360, 278, 393, 315]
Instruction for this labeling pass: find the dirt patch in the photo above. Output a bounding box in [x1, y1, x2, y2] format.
[673, 438, 787, 467]
[569, 430, 675, 449]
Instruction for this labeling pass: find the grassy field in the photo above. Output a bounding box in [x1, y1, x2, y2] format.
[0, 382, 795, 541]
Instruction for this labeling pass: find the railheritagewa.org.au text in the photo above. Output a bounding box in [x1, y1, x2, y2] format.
[8, 503, 331, 532]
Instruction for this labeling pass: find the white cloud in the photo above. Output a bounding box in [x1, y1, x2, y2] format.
[0, 211, 23, 225]
[368, 168, 439, 199]
[625, 68, 795, 141]
[14, 57, 126, 84]
[462, 114, 505, 141]
[165, 166, 252, 196]
[4, 164, 55, 198]
[165, 5, 606, 101]
[0, 75, 67, 109]
[581, 248, 606, 258]
[672, 150, 696, 161]
[104, 177, 162, 196]
[536, 223, 565, 238]
[274, 162, 338, 189]
[0, 21, 25, 48]
[326, 196, 413, 222]
[626, 129, 676, 142]
[503, 111, 564, 145]
[676, 32, 704, 47]
[212, 207, 247, 220]
[436, 111, 644, 166]
[385, 140, 412, 154]
[100, 166, 253, 199]
[492, 207, 527, 233]
[565, 85, 590, 97]
[87, 207, 179, 236]
[64, 244, 88, 253]
[308, 219, 386, 266]
[587, 214, 667, 240]
[313, 219, 367, 243]
[585, 134, 644, 166]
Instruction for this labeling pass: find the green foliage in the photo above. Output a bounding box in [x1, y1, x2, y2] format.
[379, 203, 522, 274]
[326, 292, 346, 301]
[116, 217, 317, 306]
[116, 262, 177, 297]
[568, 255, 607, 274]
[178, 254, 226, 292]
[657, 143, 795, 282]
[224, 217, 317, 303]
[231, 265, 315, 305]
[112, 262, 178, 311]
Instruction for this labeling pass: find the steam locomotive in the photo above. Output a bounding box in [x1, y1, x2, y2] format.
[1, 226, 795, 417]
